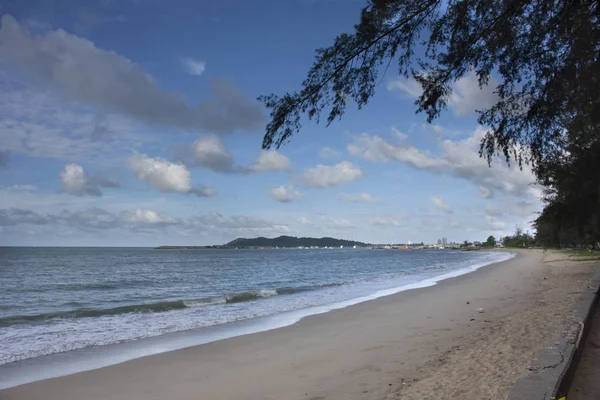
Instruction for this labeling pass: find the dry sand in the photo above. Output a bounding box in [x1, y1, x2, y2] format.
[2, 250, 597, 400]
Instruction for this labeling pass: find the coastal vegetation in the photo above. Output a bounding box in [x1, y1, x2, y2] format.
[155, 236, 370, 249]
[225, 236, 368, 248]
[484, 236, 496, 248]
[559, 248, 600, 261]
[501, 227, 536, 248]
[259, 0, 600, 250]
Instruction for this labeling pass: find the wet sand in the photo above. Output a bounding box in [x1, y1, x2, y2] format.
[2, 250, 597, 400]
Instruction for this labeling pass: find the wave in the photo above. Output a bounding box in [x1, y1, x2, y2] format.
[0, 286, 320, 327]
[1, 255, 505, 328]
[2, 277, 420, 327]
[225, 289, 277, 303]
[274, 286, 315, 295]
[0, 300, 192, 326]
[318, 272, 408, 288]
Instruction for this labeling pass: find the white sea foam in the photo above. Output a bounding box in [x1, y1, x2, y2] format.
[182, 297, 226, 307]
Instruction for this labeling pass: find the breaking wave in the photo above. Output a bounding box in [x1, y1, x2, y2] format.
[0, 286, 324, 327]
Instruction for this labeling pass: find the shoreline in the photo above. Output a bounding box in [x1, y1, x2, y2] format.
[0, 250, 513, 389]
[3, 250, 597, 399]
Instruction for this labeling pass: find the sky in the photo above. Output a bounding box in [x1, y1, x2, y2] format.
[0, 0, 542, 246]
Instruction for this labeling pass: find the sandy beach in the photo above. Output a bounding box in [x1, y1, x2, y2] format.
[2, 249, 597, 400]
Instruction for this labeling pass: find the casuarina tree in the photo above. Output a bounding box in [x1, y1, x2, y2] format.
[259, 0, 599, 168]
[259, 0, 600, 248]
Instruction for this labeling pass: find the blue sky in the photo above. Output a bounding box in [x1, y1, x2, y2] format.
[0, 0, 541, 246]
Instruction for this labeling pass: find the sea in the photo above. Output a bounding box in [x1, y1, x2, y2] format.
[0, 247, 514, 388]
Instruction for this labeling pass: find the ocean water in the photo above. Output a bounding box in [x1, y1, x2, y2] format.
[0, 247, 514, 379]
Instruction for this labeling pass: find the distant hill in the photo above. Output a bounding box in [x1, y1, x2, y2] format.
[225, 235, 369, 248]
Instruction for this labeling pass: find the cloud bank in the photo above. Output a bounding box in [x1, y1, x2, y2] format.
[0, 208, 291, 238]
[348, 127, 541, 199]
[0, 15, 264, 134]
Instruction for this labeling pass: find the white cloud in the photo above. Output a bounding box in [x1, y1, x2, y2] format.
[303, 161, 364, 188]
[386, 72, 498, 116]
[347, 134, 444, 169]
[246, 150, 292, 173]
[292, 215, 354, 231]
[0, 84, 151, 166]
[182, 58, 206, 76]
[478, 185, 494, 199]
[386, 77, 422, 97]
[0, 182, 110, 216]
[196, 187, 217, 197]
[121, 209, 177, 226]
[181, 212, 293, 237]
[270, 186, 302, 203]
[58, 208, 121, 230]
[431, 196, 453, 213]
[60, 163, 118, 196]
[339, 193, 380, 203]
[319, 216, 354, 230]
[319, 146, 341, 159]
[391, 126, 408, 141]
[418, 208, 512, 237]
[130, 154, 190, 193]
[526, 185, 544, 201]
[485, 201, 539, 218]
[129, 153, 213, 196]
[348, 127, 541, 199]
[184, 139, 292, 174]
[0, 207, 292, 239]
[61, 164, 97, 196]
[485, 214, 506, 231]
[292, 215, 356, 232]
[188, 135, 237, 172]
[439, 127, 540, 198]
[367, 215, 402, 227]
[0, 208, 49, 226]
[431, 124, 444, 134]
[294, 216, 313, 226]
[450, 73, 499, 116]
[0, 15, 263, 133]
[1, 184, 36, 192]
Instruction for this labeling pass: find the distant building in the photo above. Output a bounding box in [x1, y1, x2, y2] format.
[442, 237, 448, 246]
[437, 239, 442, 245]
[408, 240, 412, 245]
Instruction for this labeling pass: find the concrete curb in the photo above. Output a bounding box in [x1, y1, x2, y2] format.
[508, 270, 600, 400]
